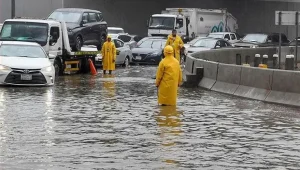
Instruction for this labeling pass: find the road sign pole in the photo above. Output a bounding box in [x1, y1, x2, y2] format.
[296, 12, 299, 68]
[279, 12, 282, 69]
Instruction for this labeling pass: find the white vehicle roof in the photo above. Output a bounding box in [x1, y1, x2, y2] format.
[209, 32, 235, 35]
[5, 19, 59, 24]
[152, 14, 177, 17]
[108, 27, 124, 30]
[0, 41, 40, 46]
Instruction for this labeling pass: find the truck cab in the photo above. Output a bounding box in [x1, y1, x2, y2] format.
[0, 19, 64, 58]
[148, 14, 189, 42]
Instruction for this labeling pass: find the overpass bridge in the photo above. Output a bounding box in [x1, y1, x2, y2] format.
[0, 0, 299, 38]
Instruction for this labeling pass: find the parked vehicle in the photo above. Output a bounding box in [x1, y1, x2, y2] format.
[233, 33, 290, 48]
[48, 8, 108, 51]
[0, 18, 100, 76]
[289, 37, 300, 46]
[0, 41, 55, 86]
[207, 32, 241, 43]
[184, 36, 206, 49]
[186, 37, 233, 54]
[147, 8, 238, 41]
[95, 38, 133, 67]
[131, 37, 166, 65]
[108, 27, 125, 37]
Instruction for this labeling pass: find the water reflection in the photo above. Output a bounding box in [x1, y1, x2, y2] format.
[102, 74, 116, 99]
[156, 106, 183, 167]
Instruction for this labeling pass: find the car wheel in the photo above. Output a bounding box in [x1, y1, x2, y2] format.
[97, 34, 106, 51]
[54, 59, 63, 76]
[73, 36, 82, 51]
[123, 56, 130, 67]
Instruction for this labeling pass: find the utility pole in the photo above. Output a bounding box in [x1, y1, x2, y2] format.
[11, 0, 15, 19]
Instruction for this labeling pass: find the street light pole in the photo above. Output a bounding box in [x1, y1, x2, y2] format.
[11, 0, 15, 19]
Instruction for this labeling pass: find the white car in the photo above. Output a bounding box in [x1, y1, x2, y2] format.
[0, 41, 55, 86]
[108, 27, 126, 38]
[95, 38, 133, 67]
[207, 32, 241, 43]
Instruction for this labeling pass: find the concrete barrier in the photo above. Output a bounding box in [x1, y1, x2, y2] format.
[266, 70, 300, 107]
[211, 63, 242, 94]
[185, 55, 194, 73]
[234, 67, 273, 100]
[198, 61, 218, 90]
[193, 59, 204, 74]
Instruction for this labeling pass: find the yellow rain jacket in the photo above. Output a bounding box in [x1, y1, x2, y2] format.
[156, 48, 182, 106]
[101, 39, 116, 71]
[165, 35, 184, 62]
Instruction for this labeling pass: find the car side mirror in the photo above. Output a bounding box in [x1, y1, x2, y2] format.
[49, 36, 57, 46]
[81, 20, 87, 26]
[48, 53, 56, 59]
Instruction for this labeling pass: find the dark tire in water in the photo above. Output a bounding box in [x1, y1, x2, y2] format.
[54, 59, 63, 76]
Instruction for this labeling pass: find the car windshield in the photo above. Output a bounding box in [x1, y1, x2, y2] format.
[137, 39, 166, 49]
[149, 17, 175, 29]
[208, 34, 224, 39]
[191, 39, 217, 48]
[108, 29, 124, 34]
[0, 44, 47, 58]
[242, 34, 268, 43]
[0, 22, 48, 46]
[48, 11, 81, 23]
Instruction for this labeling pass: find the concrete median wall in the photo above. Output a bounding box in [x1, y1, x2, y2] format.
[234, 67, 273, 100]
[185, 54, 300, 107]
[211, 63, 242, 95]
[266, 70, 300, 107]
[191, 47, 278, 67]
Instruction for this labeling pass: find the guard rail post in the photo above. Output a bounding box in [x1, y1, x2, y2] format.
[236, 54, 242, 65]
[254, 54, 261, 67]
[285, 55, 295, 70]
[262, 54, 268, 65]
[273, 54, 278, 69]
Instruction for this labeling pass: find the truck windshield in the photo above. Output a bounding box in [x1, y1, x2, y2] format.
[149, 17, 175, 29]
[48, 11, 81, 23]
[242, 34, 268, 43]
[0, 22, 48, 46]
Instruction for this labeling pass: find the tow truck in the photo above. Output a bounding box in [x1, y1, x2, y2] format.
[0, 17, 100, 76]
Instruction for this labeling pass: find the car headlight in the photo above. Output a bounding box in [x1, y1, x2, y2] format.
[42, 66, 53, 72]
[148, 52, 160, 56]
[0, 65, 11, 71]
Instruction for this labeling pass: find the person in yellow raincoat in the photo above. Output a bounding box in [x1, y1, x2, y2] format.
[101, 35, 116, 74]
[165, 29, 184, 62]
[156, 45, 182, 106]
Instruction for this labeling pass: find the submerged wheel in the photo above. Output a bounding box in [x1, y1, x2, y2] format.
[123, 56, 130, 67]
[54, 59, 63, 76]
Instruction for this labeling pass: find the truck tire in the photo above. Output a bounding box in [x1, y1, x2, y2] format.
[54, 59, 63, 76]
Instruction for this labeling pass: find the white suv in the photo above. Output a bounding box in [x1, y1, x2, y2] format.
[207, 32, 241, 44]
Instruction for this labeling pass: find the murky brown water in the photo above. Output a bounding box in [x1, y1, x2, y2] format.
[0, 66, 300, 170]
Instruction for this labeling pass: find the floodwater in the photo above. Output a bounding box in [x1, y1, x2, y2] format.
[0, 66, 300, 170]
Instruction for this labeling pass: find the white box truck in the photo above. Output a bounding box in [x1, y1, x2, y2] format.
[147, 8, 238, 42]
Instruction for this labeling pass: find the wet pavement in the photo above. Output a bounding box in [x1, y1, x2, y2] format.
[0, 66, 300, 170]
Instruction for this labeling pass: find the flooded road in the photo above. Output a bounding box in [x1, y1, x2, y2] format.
[0, 66, 300, 170]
